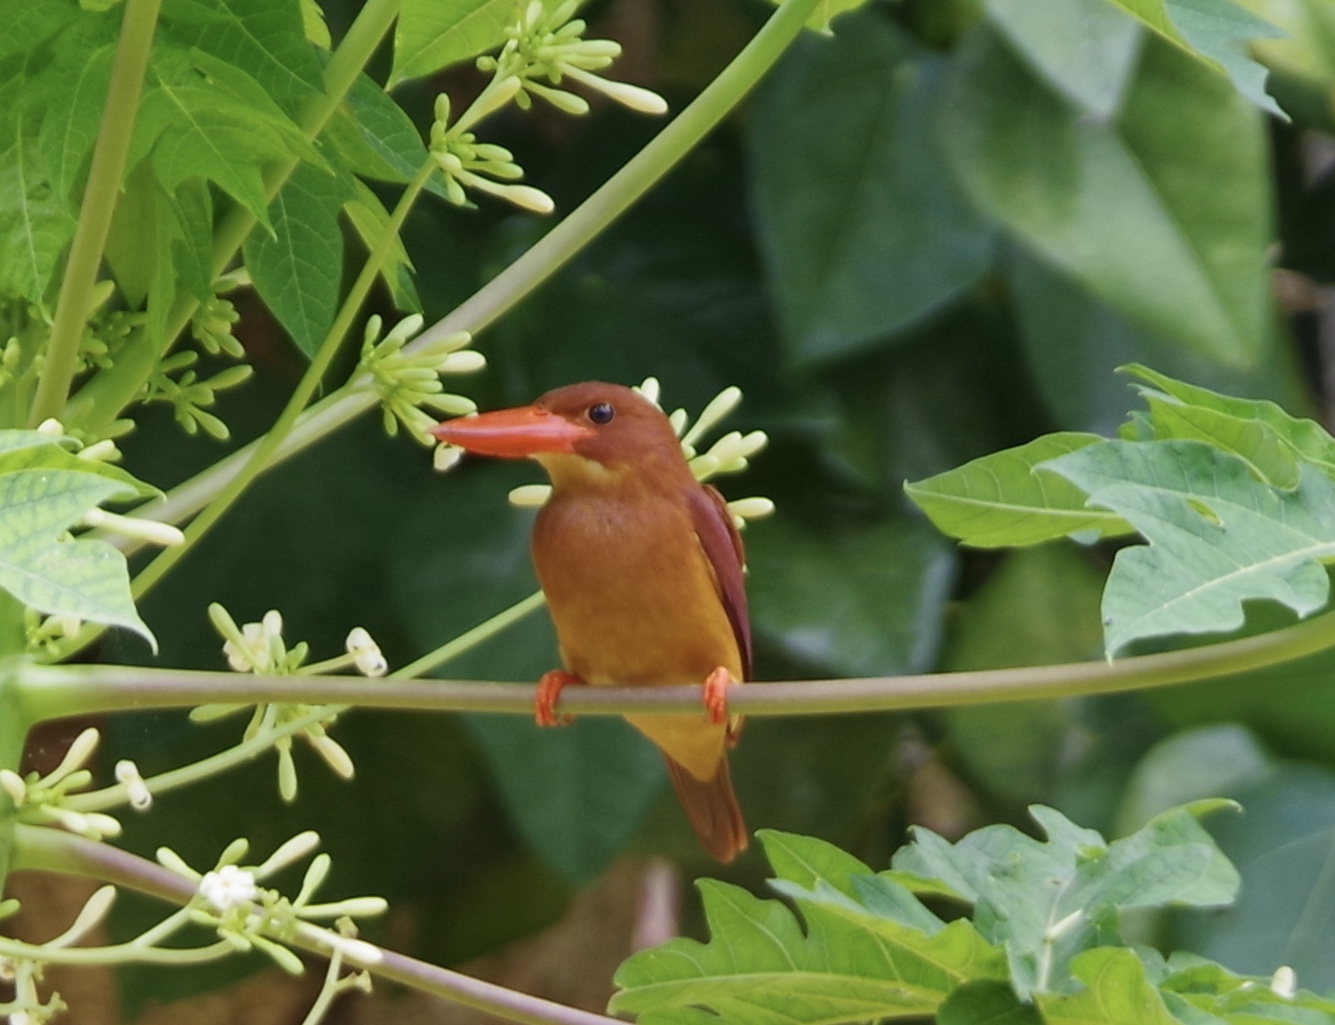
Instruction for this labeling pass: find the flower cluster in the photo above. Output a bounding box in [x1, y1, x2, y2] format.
[357, 314, 484, 453]
[0, 728, 139, 840]
[200, 605, 390, 800]
[141, 351, 253, 440]
[158, 832, 386, 974]
[505, 378, 775, 530]
[479, 0, 668, 116]
[429, 0, 666, 213]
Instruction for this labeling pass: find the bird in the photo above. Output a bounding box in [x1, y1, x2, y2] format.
[430, 382, 749, 862]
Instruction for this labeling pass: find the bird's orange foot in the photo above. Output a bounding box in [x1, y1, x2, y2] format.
[702, 666, 736, 726]
[535, 670, 583, 727]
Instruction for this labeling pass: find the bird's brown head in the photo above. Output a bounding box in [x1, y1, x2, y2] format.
[430, 382, 689, 484]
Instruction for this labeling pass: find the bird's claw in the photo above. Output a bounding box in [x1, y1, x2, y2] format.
[703, 666, 735, 727]
[535, 669, 582, 727]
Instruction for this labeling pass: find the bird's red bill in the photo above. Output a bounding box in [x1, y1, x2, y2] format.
[430, 405, 593, 458]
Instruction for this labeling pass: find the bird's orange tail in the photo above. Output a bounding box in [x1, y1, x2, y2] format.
[664, 756, 748, 863]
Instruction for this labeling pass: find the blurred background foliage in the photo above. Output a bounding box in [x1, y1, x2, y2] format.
[83, 0, 1335, 1012]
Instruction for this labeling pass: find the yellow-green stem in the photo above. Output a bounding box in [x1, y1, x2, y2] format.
[29, 0, 162, 427]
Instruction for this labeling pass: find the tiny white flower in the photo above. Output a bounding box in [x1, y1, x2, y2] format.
[199, 864, 258, 912]
[433, 444, 463, 472]
[0, 769, 26, 806]
[36, 418, 63, 437]
[115, 760, 152, 810]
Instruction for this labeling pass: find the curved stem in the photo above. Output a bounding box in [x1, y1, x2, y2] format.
[18, 605, 1335, 725]
[391, 590, 548, 680]
[13, 825, 622, 1025]
[29, 0, 162, 427]
[109, 0, 824, 554]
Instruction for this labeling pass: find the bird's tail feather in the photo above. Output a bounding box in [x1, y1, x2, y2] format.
[664, 755, 748, 863]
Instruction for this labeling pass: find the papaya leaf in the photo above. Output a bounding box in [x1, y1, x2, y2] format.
[904, 433, 1132, 548]
[1123, 364, 1335, 479]
[0, 442, 156, 648]
[1041, 439, 1335, 656]
[391, 0, 515, 87]
[1037, 947, 1180, 1025]
[892, 804, 1237, 999]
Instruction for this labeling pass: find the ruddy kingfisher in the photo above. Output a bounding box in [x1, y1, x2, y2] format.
[431, 382, 749, 862]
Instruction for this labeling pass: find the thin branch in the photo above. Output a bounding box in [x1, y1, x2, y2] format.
[11, 825, 621, 1025]
[17, 605, 1335, 726]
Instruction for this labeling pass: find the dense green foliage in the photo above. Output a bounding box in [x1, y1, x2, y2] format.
[4, 0, 1335, 1020]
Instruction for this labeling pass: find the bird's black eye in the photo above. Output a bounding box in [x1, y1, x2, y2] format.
[588, 402, 615, 425]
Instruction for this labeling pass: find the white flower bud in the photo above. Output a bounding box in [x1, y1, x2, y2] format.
[115, 759, 152, 810]
[1271, 966, 1297, 998]
[0, 769, 26, 806]
[437, 350, 486, 375]
[509, 483, 552, 507]
[433, 444, 463, 472]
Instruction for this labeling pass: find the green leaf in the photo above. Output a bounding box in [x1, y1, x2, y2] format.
[242, 163, 348, 357]
[466, 715, 665, 884]
[939, 980, 1044, 1025]
[325, 70, 440, 190]
[610, 877, 1004, 1025]
[1140, 395, 1300, 489]
[1007, 252, 1300, 437]
[986, 0, 1143, 117]
[904, 433, 1133, 548]
[746, 515, 956, 677]
[1037, 947, 1180, 1025]
[1108, 0, 1284, 117]
[1123, 364, 1335, 479]
[343, 179, 422, 314]
[1162, 958, 1335, 1025]
[0, 440, 153, 647]
[748, 11, 994, 362]
[940, 28, 1270, 366]
[160, 0, 323, 109]
[0, 59, 76, 306]
[892, 804, 1237, 999]
[36, 19, 116, 207]
[390, 0, 514, 87]
[1041, 439, 1335, 656]
[131, 46, 316, 231]
[0, 1, 79, 64]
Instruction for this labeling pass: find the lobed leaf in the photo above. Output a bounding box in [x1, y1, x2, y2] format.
[391, 0, 515, 87]
[904, 433, 1133, 548]
[1123, 364, 1335, 479]
[1042, 439, 1335, 656]
[243, 163, 349, 358]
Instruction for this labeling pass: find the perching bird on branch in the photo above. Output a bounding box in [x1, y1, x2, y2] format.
[431, 382, 749, 862]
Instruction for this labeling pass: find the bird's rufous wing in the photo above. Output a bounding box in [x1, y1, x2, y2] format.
[685, 483, 752, 681]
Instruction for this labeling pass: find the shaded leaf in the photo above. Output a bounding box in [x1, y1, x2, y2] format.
[746, 515, 956, 677]
[325, 70, 444, 196]
[466, 715, 665, 884]
[940, 28, 1270, 365]
[905, 433, 1132, 548]
[1041, 440, 1335, 656]
[749, 11, 993, 362]
[987, 0, 1143, 117]
[1038, 947, 1180, 1025]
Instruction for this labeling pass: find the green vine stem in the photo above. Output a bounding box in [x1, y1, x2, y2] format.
[28, 0, 163, 427]
[109, 0, 824, 556]
[0, 664, 26, 886]
[12, 825, 622, 1025]
[16, 604, 1335, 728]
[61, 0, 406, 435]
